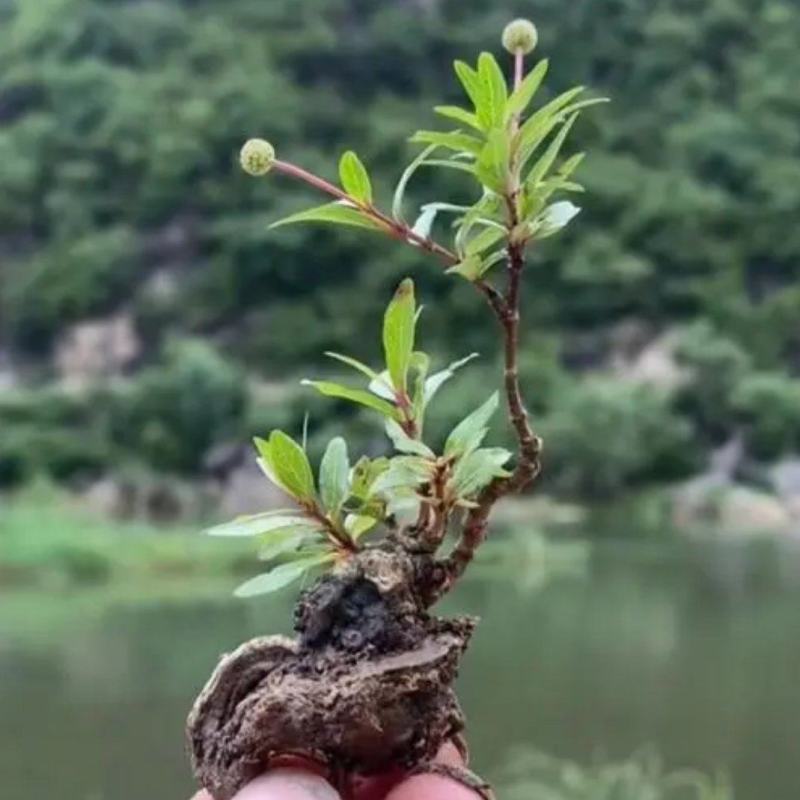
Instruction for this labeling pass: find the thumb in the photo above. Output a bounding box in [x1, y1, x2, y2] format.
[193, 769, 341, 800]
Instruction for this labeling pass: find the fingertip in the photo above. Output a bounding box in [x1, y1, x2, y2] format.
[232, 769, 341, 800]
[384, 772, 482, 800]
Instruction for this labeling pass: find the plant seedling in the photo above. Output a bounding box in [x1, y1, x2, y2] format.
[188, 18, 606, 800]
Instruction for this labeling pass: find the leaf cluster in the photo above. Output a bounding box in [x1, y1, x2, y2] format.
[208, 280, 511, 596]
[269, 54, 605, 282]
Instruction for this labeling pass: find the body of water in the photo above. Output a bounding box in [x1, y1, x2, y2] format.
[1, 536, 799, 799]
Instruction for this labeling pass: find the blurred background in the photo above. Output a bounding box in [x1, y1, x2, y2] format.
[1, 0, 799, 798]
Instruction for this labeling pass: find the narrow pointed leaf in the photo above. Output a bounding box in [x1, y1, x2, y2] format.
[410, 130, 483, 156]
[234, 553, 334, 598]
[392, 143, 438, 223]
[516, 86, 585, 164]
[453, 60, 484, 116]
[206, 512, 314, 537]
[445, 392, 500, 456]
[526, 113, 579, 189]
[433, 105, 482, 131]
[419, 159, 476, 175]
[371, 456, 434, 494]
[385, 418, 435, 457]
[270, 202, 383, 232]
[302, 380, 401, 420]
[477, 52, 508, 127]
[409, 350, 430, 425]
[383, 278, 416, 393]
[339, 150, 373, 204]
[450, 447, 512, 497]
[319, 437, 350, 513]
[465, 225, 506, 257]
[344, 514, 378, 539]
[258, 528, 319, 561]
[446, 255, 483, 281]
[263, 431, 316, 501]
[506, 59, 549, 117]
[475, 128, 509, 193]
[324, 351, 380, 382]
[424, 353, 479, 405]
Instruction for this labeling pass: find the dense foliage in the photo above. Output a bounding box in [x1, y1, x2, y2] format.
[1, 0, 798, 501]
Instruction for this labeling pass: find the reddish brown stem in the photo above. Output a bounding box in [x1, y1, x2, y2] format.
[273, 150, 541, 597]
[274, 159, 458, 266]
[273, 158, 504, 310]
[304, 502, 359, 554]
[427, 241, 541, 603]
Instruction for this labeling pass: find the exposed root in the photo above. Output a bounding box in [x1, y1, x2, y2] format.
[187, 545, 480, 800]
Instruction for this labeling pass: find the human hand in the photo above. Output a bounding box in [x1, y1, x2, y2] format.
[191, 740, 482, 800]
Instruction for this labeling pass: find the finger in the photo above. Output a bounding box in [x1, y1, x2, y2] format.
[383, 743, 480, 800]
[385, 772, 481, 800]
[352, 740, 468, 800]
[191, 769, 341, 800]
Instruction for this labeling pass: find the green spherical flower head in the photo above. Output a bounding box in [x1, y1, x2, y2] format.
[240, 138, 275, 176]
[502, 18, 538, 55]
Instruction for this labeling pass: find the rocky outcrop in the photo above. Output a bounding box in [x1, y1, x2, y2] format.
[56, 312, 140, 389]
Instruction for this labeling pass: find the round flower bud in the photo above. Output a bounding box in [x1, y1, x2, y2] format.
[240, 138, 275, 176]
[502, 18, 538, 55]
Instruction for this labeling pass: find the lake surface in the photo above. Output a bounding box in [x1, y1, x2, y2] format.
[1, 536, 800, 800]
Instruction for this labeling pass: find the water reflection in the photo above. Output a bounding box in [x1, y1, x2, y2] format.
[1, 537, 799, 800]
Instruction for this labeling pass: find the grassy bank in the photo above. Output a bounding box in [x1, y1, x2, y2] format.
[0, 483, 254, 588]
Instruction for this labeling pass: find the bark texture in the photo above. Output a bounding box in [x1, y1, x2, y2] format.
[187, 545, 476, 800]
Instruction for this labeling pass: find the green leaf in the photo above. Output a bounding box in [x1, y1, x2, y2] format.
[344, 514, 378, 539]
[525, 113, 579, 189]
[445, 392, 500, 456]
[392, 143, 438, 223]
[368, 369, 397, 400]
[558, 152, 586, 179]
[383, 278, 416, 393]
[475, 128, 510, 193]
[302, 380, 401, 420]
[450, 447, 512, 497]
[424, 353, 479, 405]
[465, 225, 506, 257]
[371, 456, 434, 494]
[410, 130, 483, 156]
[324, 351, 380, 382]
[433, 105, 482, 131]
[409, 350, 431, 425]
[384, 418, 435, 457]
[256, 431, 316, 502]
[478, 249, 506, 276]
[477, 52, 508, 128]
[350, 456, 390, 500]
[516, 86, 584, 162]
[339, 150, 373, 204]
[234, 553, 334, 598]
[446, 255, 484, 281]
[258, 528, 318, 561]
[453, 60, 485, 117]
[419, 158, 477, 175]
[270, 202, 383, 232]
[319, 437, 350, 513]
[206, 511, 315, 537]
[506, 59, 549, 118]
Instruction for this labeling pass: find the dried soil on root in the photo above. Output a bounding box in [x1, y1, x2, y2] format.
[187, 547, 477, 800]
